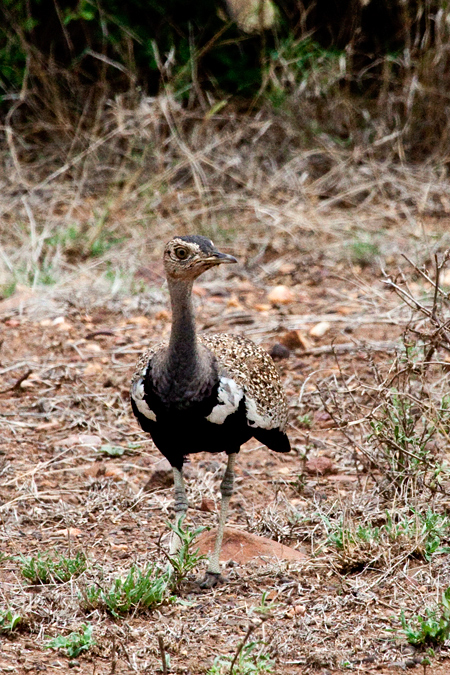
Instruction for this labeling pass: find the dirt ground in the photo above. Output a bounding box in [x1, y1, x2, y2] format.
[1, 211, 450, 675]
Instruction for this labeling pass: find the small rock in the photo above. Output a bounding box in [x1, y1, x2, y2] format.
[128, 315, 152, 326]
[314, 411, 334, 429]
[442, 268, 450, 287]
[388, 662, 406, 670]
[267, 285, 295, 305]
[143, 458, 173, 491]
[155, 310, 170, 321]
[198, 459, 221, 472]
[305, 457, 335, 475]
[197, 527, 307, 564]
[84, 462, 105, 478]
[84, 362, 103, 375]
[104, 465, 126, 481]
[269, 343, 290, 360]
[199, 497, 216, 512]
[309, 321, 331, 338]
[55, 528, 82, 538]
[279, 330, 303, 350]
[279, 262, 296, 274]
[68, 660, 80, 668]
[56, 321, 74, 332]
[287, 603, 307, 617]
[62, 434, 102, 448]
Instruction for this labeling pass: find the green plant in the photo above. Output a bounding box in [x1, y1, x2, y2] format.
[385, 509, 450, 561]
[0, 609, 22, 633]
[400, 588, 450, 646]
[46, 623, 95, 658]
[264, 36, 345, 108]
[19, 551, 87, 584]
[368, 387, 447, 495]
[297, 413, 312, 429]
[0, 280, 16, 299]
[83, 522, 205, 616]
[166, 521, 207, 589]
[85, 564, 171, 617]
[207, 641, 274, 675]
[98, 444, 126, 457]
[348, 239, 380, 267]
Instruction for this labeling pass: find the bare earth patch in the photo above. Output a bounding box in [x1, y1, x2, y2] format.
[1, 215, 450, 675]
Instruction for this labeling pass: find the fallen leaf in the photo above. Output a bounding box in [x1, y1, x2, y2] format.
[155, 310, 170, 321]
[227, 295, 242, 308]
[111, 543, 128, 551]
[99, 444, 125, 457]
[104, 465, 126, 480]
[279, 330, 306, 350]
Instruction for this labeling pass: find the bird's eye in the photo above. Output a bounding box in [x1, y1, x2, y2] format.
[174, 247, 189, 260]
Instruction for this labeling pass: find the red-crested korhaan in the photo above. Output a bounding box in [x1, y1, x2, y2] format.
[131, 235, 290, 587]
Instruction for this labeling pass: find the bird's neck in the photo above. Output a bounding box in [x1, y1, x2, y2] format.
[166, 277, 200, 381]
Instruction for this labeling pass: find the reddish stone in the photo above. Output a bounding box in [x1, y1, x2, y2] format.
[197, 527, 307, 565]
[305, 456, 335, 475]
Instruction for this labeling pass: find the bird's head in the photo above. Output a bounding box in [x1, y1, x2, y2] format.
[163, 235, 237, 280]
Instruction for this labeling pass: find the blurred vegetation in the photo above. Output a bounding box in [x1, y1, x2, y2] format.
[1, 1, 450, 158]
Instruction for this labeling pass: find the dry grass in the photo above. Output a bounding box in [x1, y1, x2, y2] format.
[1, 97, 450, 673]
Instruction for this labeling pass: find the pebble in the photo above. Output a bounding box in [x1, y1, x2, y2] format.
[267, 285, 295, 305]
[309, 320, 331, 337]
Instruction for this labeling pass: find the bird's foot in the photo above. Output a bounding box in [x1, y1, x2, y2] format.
[199, 571, 224, 589]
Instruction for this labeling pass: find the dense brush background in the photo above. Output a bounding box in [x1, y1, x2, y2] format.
[2, 0, 450, 159]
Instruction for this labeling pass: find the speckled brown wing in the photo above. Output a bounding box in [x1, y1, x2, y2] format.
[199, 334, 288, 431]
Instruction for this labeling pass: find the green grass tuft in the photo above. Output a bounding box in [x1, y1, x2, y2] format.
[18, 551, 87, 585]
[46, 623, 95, 659]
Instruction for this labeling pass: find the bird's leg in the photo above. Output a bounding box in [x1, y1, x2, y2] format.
[169, 467, 188, 557]
[201, 452, 236, 588]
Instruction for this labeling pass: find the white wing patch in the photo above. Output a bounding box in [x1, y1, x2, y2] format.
[246, 397, 278, 430]
[131, 378, 156, 422]
[206, 377, 244, 425]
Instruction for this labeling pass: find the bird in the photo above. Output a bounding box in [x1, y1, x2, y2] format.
[130, 235, 290, 587]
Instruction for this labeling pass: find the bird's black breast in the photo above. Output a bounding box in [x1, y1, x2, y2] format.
[132, 397, 252, 470]
[131, 366, 252, 470]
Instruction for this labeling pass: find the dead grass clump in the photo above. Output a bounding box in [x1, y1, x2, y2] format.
[319, 251, 450, 504]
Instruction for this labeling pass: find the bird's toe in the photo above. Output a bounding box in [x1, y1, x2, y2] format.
[199, 571, 224, 589]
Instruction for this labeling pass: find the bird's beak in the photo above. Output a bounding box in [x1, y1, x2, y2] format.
[207, 250, 238, 265]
